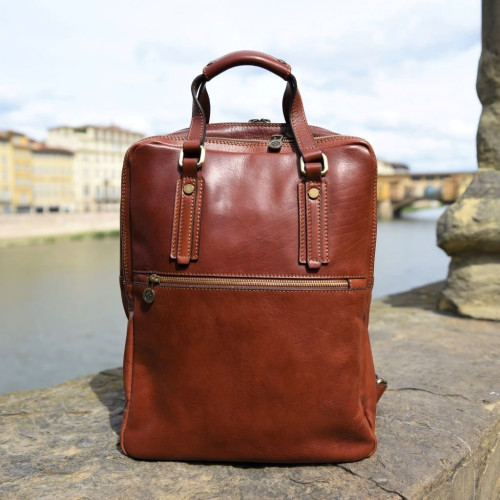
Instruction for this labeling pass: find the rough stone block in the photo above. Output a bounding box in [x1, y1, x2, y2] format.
[1, 283, 499, 499]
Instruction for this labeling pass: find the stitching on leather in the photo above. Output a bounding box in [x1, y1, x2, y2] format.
[120, 153, 129, 281]
[290, 98, 304, 152]
[306, 180, 312, 265]
[132, 272, 367, 279]
[297, 182, 306, 263]
[182, 176, 197, 260]
[170, 178, 182, 258]
[306, 181, 320, 266]
[297, 99, 317, 152]
[122, 309, 136, 456]
[369, 147, 377, 288]
[192, 177, 204, 259]
[322, 179, 329, 264]
[177, 176, 196, 261]
[140, 133, 370, 148]
[138, 286, 367, 294]
[315, 182, 322, 263]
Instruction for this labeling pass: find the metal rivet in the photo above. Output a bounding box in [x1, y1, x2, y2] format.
[308, 187, 320, 200]
[183, 183, 195, 195]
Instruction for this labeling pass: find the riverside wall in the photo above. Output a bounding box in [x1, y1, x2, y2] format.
[1, 282, 499, 499]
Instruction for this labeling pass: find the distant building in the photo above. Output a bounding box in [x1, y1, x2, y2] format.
[377, 159, 409, 176]
[32, 146, 75, 213]
[0, 131, 34, 213]
[46, 125, 143, 212]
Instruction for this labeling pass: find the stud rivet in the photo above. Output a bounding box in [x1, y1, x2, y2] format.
[308, 187, 320, 200]
[183, 183, 195, 195]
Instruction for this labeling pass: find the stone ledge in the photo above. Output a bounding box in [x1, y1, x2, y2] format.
[1, 282, 499, 499]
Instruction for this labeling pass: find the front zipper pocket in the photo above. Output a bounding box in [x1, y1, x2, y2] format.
[139, 273, 363, 304]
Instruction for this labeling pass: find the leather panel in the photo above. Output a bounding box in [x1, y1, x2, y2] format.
[122, 284, 377, 462]
[127, 134, 376, 279]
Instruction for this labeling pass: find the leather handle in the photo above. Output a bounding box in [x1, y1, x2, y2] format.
[183, 52, 325, 179]
[203, 50, 291, 81]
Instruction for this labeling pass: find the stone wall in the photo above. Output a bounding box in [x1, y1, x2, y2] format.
[1, 283, 499, 499]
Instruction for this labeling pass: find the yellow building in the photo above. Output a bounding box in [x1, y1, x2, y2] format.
[46, 125, 143, 211]
[0, 132, 14, 213]
[0, 131, 33, 213]
[32, 146, 74, 212]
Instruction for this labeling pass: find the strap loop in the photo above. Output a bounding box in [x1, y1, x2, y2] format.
[179, 146, 206, 169]
[300, 154, 329, 177]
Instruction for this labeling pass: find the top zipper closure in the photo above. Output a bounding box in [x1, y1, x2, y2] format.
[142, 274, 351, 304]
[162, 134, 336, 144]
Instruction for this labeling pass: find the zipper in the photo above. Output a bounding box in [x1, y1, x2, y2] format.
[163, 134, 337, 145]
[142, 273, 351, 304]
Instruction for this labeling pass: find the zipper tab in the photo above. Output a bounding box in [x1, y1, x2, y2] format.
[248, 118, 271, 123]
[143, 274, 160, 304]
[268, 134, 284, 152]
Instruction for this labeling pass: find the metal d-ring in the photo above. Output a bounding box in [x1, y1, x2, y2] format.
[179, 145, 206, 169]
[300, 153, 328, 176]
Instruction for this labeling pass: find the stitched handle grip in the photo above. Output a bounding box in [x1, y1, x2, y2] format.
[203, 50, 291, 81]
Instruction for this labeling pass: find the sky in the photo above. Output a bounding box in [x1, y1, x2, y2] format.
[0, 0, 481, 172]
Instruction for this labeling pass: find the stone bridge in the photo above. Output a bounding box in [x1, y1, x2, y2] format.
[377, 171, 474, 219]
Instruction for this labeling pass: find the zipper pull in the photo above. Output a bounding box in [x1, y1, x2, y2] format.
[143, 274, 160, 304]
[268, 134, 283, 152]
[248, 118, 271, 123]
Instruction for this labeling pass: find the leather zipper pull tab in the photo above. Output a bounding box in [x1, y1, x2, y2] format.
[268, 134, 283, 152]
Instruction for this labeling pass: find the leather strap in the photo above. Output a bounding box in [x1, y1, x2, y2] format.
[183, 51, 325, 179]
[298, 178, 330, 269]
[203, 50, 291, 81]
[175, 51, 329, 267]
[170, 159, 204, 265]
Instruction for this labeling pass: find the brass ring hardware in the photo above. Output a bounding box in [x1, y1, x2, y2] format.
[300, 153, 328, 176]
[179, 146, 206, 169]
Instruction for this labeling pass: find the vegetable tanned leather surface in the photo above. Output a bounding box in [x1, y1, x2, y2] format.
[119, 51, 381, 463]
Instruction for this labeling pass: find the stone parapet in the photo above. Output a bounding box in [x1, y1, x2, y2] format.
[1, 283, 499, 499]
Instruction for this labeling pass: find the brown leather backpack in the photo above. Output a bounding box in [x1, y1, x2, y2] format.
[119, 50, 386, 463]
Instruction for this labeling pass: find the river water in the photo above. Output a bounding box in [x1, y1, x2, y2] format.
[0, 208, 449, 394]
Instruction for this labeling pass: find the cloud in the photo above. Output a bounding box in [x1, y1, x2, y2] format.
[0, 0, 481, 172]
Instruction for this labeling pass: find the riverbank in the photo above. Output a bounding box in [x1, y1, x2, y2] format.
[0, 212, 120, 247]
[1, 209, 451, 393]
[0, 207, 444, 247]
[1, 282, 499, 499]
